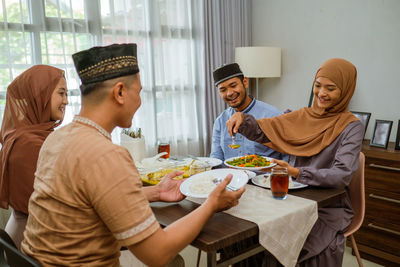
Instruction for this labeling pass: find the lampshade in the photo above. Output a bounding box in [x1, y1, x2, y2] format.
[235, 47, 281, 78]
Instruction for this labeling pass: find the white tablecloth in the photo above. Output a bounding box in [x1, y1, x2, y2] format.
[189, 184, 318, 267]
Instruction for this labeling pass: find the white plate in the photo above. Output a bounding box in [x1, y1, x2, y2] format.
[251, 174, 308, 190]
[180, 168, 248, 198]
[224, 156, 277, 171]
[243, 170, 256, 179]
[196, 157, 223, 167]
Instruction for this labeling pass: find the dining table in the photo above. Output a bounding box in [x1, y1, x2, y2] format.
[150, 185, 346, 267]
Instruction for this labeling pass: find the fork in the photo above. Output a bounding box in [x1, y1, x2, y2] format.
[226, 184, 238, 191]
[212, 178, 238, 191]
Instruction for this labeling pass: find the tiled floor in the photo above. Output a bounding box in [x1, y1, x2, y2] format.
[342, 246, 383, 267]
[120, 245, 385, 267]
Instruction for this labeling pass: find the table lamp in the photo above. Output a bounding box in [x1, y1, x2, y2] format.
[235, 46, 281, 99]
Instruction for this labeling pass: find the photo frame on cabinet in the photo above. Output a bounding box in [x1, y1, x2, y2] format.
[308, 85, 314, 107]
[395, 120, 400, 150]
[370, 120, 393, 149]
[351, 111, 371, 138]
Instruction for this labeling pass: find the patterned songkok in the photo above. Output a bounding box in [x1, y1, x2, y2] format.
[72, 43, 139, 92]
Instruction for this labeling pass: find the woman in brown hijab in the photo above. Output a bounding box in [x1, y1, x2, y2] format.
[227, 58, 364, 267]
[0, 65, 68, 249]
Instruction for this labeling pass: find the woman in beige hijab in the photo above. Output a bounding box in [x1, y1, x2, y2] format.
[0, 65, 68, 249]
[227, 58, 364, 266]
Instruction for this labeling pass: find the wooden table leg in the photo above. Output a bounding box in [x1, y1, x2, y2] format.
[206, 245, 265, 267]
[207, 252, 217, 267]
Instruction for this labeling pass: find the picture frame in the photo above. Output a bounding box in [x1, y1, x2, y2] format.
[395, 120, 400, 150]
[351, 111, 371, 138]
[370, 120, 393, 149]
[308, 85, 314, 107]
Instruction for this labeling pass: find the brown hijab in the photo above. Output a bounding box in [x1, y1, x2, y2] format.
[257, 58, 359, 157]
[0, 65, 64, 214]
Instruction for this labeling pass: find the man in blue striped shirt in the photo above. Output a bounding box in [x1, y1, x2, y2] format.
[210, 63, 287, 161]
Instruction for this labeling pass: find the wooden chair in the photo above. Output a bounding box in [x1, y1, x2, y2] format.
[0, 228, 41, 267]
[344, 152, 365, 267]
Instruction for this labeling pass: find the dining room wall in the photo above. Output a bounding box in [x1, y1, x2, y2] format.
[251, 0, 400, 142]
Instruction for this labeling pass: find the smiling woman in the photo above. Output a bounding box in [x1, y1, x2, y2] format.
[226, 58, 363, 266]
[50, 77, 69, 121]
[313, 76, 341, 109]
[0, 65, 67, 249]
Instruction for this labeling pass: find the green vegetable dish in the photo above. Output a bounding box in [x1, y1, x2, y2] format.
[226, 155, 271, 167]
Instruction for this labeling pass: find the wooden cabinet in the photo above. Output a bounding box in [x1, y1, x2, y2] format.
[350, 140, 400, 266]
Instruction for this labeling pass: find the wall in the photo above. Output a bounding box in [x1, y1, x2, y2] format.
[252, 0, 400, 141]
[0, 208, 10, 229]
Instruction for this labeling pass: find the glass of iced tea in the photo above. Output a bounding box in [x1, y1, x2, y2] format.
[270, 166, 289, 200]
[157, 140, 170, 159]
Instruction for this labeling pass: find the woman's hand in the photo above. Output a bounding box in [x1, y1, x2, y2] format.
[226, 112, 244, 136]
[157, 171, 186, 202]
[271, 159, 300, 179]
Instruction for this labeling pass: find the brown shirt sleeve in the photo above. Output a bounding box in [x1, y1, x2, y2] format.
[238, 113, 270, 143]
[82, 147, 159, 247]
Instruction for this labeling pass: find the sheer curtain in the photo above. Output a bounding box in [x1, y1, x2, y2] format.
[100, 0, 205, 157]
[0, 0, 205, 157]
[202, 0, 252, 155]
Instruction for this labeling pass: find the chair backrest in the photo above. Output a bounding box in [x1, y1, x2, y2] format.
[0, 229, 16, 250]
[0, 229, 41, 267]
[344, 152, 365, 237]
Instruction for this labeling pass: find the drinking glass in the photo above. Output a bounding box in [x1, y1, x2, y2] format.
[270, 166, 289, 200]
[157, 140, 170, 159]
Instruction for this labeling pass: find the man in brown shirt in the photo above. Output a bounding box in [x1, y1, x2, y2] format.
[21, 43, 245, 267]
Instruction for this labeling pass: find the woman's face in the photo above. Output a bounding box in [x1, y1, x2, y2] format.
[313, 77, 341, 109]
[50, 77, 68, 121]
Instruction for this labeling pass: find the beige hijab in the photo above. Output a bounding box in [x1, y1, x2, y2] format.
[0, 65, 64, 213]
[258, 58, 359, 157]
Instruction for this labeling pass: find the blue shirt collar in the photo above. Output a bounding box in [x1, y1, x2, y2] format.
[241, 96, 256, 114]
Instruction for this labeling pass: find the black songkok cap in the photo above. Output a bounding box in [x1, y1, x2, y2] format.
[213, 63, 243, 86]
[72, 43, 139, 88]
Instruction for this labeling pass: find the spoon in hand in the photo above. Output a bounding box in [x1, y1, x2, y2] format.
[229, 134, 241, 149]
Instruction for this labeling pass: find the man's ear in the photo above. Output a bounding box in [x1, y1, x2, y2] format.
[242, 77, 249, 89]
[112, 81, 126, 104]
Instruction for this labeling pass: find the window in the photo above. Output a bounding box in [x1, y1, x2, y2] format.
[0, 0, 203, 156]
[0, 0, 91, 124]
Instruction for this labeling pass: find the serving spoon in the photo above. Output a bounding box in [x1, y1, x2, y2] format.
[141, 152, 168, 167]
[229, 134, 241, 149]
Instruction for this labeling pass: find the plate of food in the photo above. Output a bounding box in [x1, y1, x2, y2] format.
[224, 155, 276, 171]
[251, 174, 308, 190]
[180, 168, 248, 198]
[195, 157, 223, 167]
[140, 161, 210, 185]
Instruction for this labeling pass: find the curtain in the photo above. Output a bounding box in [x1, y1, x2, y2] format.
[0, 0, 205, 157]
[202, 0, 252, 155]
[101, 0, 205, 157]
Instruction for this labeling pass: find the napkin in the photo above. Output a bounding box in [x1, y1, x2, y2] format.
[189, 184, 318, 267]
[120, 133, 146, 164]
